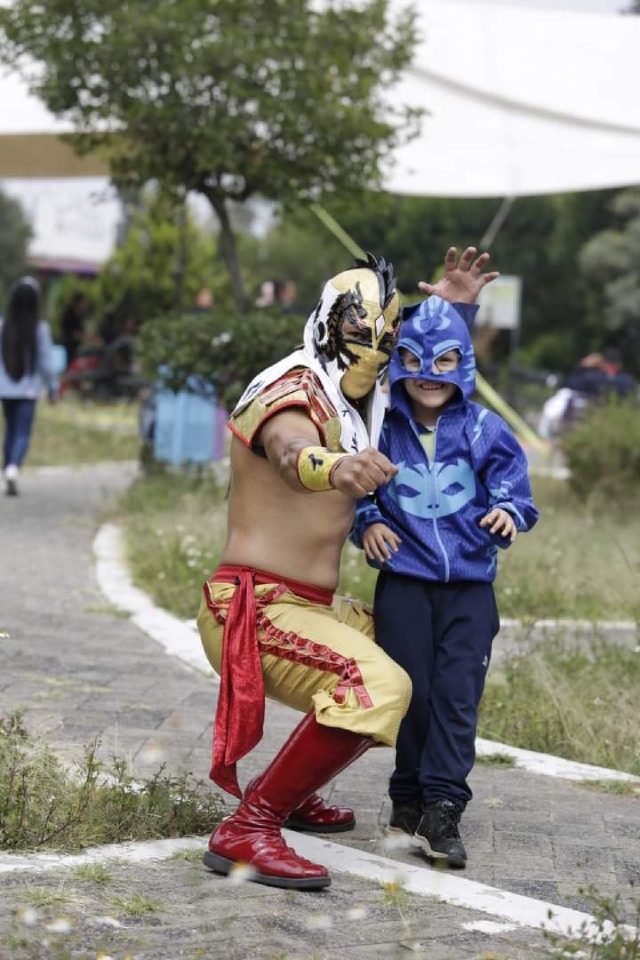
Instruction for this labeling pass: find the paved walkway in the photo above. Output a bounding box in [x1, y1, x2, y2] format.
[1, 464, 639, 960]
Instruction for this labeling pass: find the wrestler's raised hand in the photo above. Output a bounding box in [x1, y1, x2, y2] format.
[331, 447, 398, 498]
[363, 523, 402, 563]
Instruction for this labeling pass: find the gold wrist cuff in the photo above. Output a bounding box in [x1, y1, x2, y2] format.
[297, 446, 349, 492]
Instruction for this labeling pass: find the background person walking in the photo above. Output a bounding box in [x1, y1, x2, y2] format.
[0, 277, 57, 496]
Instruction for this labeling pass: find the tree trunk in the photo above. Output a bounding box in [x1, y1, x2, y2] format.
[204, 190, 248, 311]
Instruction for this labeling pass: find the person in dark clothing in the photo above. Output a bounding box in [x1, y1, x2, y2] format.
[351, 280, 538, 869]
[61, 292, 89, 365]
[273, 278, 298, 314]
[97, 310, 120, 348]
[565, 348, 636, 399]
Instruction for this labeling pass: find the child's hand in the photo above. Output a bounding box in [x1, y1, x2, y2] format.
[363, 523, 402, 563]
[480, 508, 517, 542]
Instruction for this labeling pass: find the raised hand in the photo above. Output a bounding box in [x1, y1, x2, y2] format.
[418, 246, 500, 305]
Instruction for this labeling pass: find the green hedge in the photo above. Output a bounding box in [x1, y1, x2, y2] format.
[137, 306, 306, 409]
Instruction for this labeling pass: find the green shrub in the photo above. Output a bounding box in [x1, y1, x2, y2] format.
[137, 305, 306, 409]
[561, 398, 640, 502]
[0, 713, 224, 853]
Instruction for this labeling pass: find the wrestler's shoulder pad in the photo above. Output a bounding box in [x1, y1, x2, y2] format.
[229, 367, 339, 448]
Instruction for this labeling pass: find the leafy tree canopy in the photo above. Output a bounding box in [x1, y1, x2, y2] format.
[0, 189, 32, 304]
[0, 0, 420, 307]
[579, 189, 640, 372]
[92, 189, 216, 324]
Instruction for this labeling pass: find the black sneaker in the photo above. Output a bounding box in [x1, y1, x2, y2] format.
[414, 800, 467, 868]
[387, 798, 423, 840]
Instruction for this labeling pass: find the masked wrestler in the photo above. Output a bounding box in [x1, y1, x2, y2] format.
[197, 247, 498, 891]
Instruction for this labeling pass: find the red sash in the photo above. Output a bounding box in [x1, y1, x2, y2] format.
[205, 564, 332, 797]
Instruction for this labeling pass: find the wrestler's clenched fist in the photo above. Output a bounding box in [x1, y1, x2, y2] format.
[331, 447, 398, 498]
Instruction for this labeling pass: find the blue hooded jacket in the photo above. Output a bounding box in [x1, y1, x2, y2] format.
[351, 296, 539, 583]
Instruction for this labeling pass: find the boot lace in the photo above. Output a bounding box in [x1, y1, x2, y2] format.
[433, 802, 461, 839]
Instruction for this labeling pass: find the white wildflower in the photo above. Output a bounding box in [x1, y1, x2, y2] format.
[228, 862, 257, 885]
[15, 906, 38, 926]
[46, 917, 72, 933]
[347, 907, 367, 921]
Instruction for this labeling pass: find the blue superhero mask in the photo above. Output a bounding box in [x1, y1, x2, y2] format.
[388, 296, 476, 414]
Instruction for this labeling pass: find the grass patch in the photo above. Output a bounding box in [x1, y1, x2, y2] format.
[120, 471, 227, 619]
[577, 780, 640, 798]
[109, 892, 163, 916]
[119, 472, 640, 622]
[475, 753, 516, 769]
[71, 863, 114, 885]
[494, 478, 640, 622]
[24, 885, 72, 909]
[27, 398, 140, 467]
[0, 712, 224, 854]
[169, 846, 204, 863]
[478, 639, 640, 775]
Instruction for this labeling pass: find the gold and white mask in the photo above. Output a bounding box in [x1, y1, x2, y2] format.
[310, 254, 401, 400]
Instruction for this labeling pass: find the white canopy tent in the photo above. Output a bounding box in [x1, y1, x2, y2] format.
[386, 0, 640, 197]
[1, 0, 640, 258]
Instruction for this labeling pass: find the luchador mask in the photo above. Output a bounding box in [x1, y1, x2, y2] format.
[311, 254, 401, 400]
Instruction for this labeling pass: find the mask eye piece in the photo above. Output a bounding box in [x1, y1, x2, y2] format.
[399, 348, 421, 373]
[433, 350, 461, 373]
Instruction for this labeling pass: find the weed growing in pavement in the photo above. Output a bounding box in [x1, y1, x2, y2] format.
[70, 863, 114, 885]
[24, 885, 73, 910]
[168, 846, 205, 863]
[381, 878, 409, 909]
[475, 753, 517, 768]
[577, 780, 640, 797]
[478, 639, 640, 775]
[109, 891, 163, 916]
[544, 886, 640, 958]
[0, 712, 224, 853]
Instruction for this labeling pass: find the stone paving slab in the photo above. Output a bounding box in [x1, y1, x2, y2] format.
[0, 855, 553, 960]
[1, 464, 639, 959]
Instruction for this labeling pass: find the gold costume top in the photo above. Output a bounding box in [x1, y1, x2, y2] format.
[228, 367, 344, 454]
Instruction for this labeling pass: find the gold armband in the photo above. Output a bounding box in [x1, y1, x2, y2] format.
[296, 446, 349, 492]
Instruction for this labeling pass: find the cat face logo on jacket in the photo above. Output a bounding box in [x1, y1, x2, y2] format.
[387, 458, 477, 519]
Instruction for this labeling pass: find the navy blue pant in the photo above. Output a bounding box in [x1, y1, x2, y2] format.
[2, 398, 37, 468]
[374, 572, 499, 811]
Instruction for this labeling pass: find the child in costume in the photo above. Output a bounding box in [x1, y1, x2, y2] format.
[351, 294, 538, 868]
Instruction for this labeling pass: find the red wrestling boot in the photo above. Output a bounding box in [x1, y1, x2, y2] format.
[204, 713, 372, 890]
[284, 794, 355, 833]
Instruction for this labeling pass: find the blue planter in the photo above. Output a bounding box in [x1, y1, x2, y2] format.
[153, 388, 227, 465]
